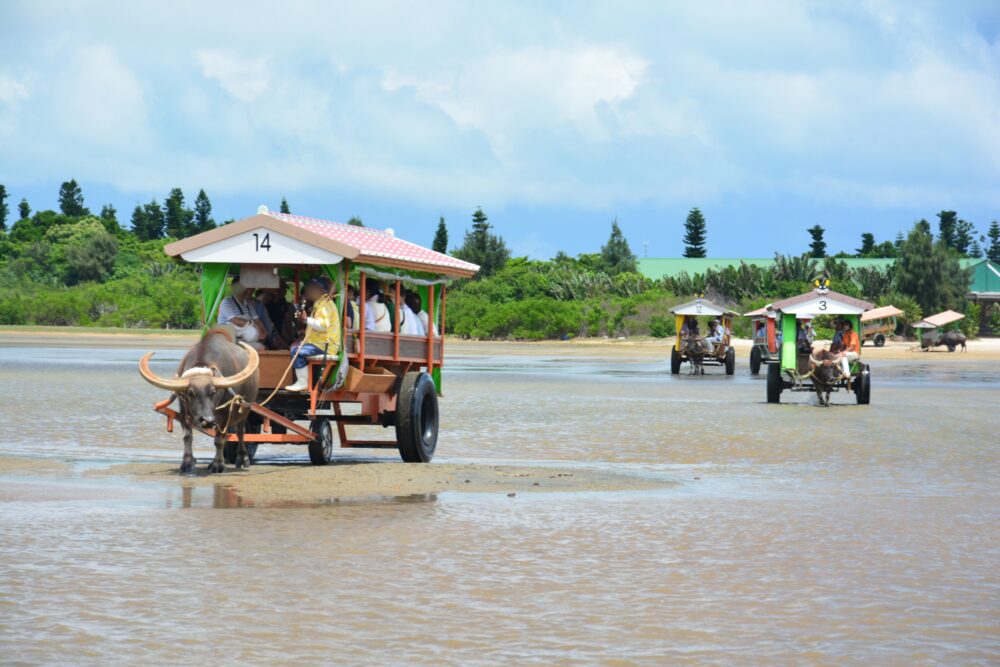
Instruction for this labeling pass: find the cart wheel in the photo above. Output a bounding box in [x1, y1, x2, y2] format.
[396, 372, 438, 463]
[725, 347, 736, 375]
[766, 362, 782, 403]
[873, 334, 886, 347]
[854, 365, 871, 405]
[224, 416, 260, 464]
[308, 418, 334, 465]
[749, 346, 761, 375]
[670, 348, 681, 375]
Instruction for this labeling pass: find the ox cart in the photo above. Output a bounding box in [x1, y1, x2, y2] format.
[148, 206, 478, 465]
[669, 298, 737, 375]
[860, 305, 902, 347]
[745, 305, 778, 375]
[765, 285, 873, 405]
[912, 310, 967, 352]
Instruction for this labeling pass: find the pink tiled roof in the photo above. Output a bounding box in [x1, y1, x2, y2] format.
[267, 212, 479, 275]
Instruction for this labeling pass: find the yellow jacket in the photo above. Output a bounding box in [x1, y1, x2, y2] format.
[303, 294, 341, 352]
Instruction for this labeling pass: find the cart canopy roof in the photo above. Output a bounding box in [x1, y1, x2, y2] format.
[743, 305, 774, 318]
[164, 208, 480, 279]
[861, 305, 903, 322]
[670, 298, 738, 317]
[769, 288, 872, 316]
[912, 309, 965, 329]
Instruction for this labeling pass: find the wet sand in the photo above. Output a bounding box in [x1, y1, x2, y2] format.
[85, 461, 670, 503]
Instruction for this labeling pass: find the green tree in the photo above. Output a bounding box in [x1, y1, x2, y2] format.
[682, 207, 707, 258]
[857, 232, 876, 256]
[132, 199, 165, 241]
[955, 219, 975, 256]
[937, 210, 957, 249]
[873, 241, 897, 258]
[65, 231, 118, 284]
[807, 224, 826, 258]
[894, 231, 905, 249]
[58, 179, 88, 217]
[193, 189, 215, 232]
[987, 221, 1000, 263]
[600, 218, 637, 275]
[970, 239, 983, 258]
[99, 204, 119, 233]
[164, 188, 195, 238]
[280, 197, 290, 214]
[895, 221, 970, 315]
[432, 216, 448, 253]
[17, 198, 30, 221]
[453, 207, 510, 278]
[347, 216, 364, 227]
[0, 184, 8, 231]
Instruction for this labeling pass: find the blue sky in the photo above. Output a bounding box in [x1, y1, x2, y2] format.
[1, 1, 998, 258]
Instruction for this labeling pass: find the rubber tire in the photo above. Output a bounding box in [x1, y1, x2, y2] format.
[725, 347, 736, 375]
[224, 415, 260, 464]
[749, 346, 761, 375]
[854, 365, 871, 405]
[670, 347, 682, 375]
[766, 361, 782, 404]
[873, 334, 886, 347]
[308, 418, 334, 465]
[396, 372, 439, 463]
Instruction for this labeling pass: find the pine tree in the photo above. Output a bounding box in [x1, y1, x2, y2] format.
[682, 207, 707, 258]
[99, 204, 119, 233]
[894, 231, 905, 249]
[987, 221, 1000, 263]
[970, 239, 983, 259]
[937, 210, 958, 250]
[955, 219, 975, 256]
[132, 199, 165, 241]
[164, 188, 195, 238]
[807, 224, 826, 258]
[17, 198, 30, 221]
[58, 179, 88, 217]
[857, 232, 876, 257]
[194, 189, 215, 232]
[453, 207, 510, 278]
[280, 197, 290, 214]
[896, 221, 970, 315]
[432, 216, 448, 253]
[347, 217, 364, 227]
[0, 184, 8, 231]
[601, 218, 637, 275]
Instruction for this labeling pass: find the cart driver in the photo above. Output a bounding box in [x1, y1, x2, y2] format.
[680, 316, 699, 338]
[706, 319, 726, 353]
[218, 280, 267, 350]
[286, 276, 341, 392]
[838, 320, 861, 381]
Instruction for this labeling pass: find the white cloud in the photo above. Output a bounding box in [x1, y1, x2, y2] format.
[196, 49, 271, 102]
[0, 74, 30, 105]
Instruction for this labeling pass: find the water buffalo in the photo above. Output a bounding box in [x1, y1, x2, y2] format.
[809, 348, 841, 407]
[682, 336, 708, 375]
[139, 330, 260, 473]
[939, 331, 967, 352]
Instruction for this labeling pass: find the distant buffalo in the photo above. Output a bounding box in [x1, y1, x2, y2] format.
[939, 331, 968, 353]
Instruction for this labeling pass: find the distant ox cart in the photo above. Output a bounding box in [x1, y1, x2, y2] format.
[669, 297, 737, 375]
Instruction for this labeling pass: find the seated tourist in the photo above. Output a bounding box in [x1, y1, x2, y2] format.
[218, 280, 266, 350]
[251, 289, 278, 349]
[838, 320, 861, 380]
[706, 318, 726, 352]
[259, 284, 294, 349]
[680, 316, 699, 337]
[831, 319, 845, 348]
[406, 292, 436, 336]
[797, 319, 815, 354]
[345, 285, 359, 329]
[364, 283, 391, 332]
[286, 277, 341, 392]
[400, 291, 425, 336]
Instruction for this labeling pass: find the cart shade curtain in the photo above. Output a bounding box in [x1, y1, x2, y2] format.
[200, 263, 231, 332]
[321, 263, 349, 390]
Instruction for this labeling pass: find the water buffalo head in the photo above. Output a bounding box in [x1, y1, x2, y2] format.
[138, 343, 259, 429]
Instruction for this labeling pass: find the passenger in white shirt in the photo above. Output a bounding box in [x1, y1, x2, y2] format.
[706, 319, 727, 353]
[406, 292, 437, 336]
[399, 291, 425, 336]
[364, 283, 392, 332]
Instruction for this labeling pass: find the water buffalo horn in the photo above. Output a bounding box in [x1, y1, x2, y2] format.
[212, 343, 260, 389]
[138, 352, 191, 391]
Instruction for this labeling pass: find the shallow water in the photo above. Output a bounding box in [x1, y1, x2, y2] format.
[0, 345, 998, 664]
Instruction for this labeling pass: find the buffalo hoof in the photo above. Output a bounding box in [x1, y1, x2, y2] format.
[207, 460, 226, 474]
[180, 456, 197, 474]
[235, 457, 250, 471]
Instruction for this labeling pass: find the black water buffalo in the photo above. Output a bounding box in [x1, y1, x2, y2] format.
[939, 331, 967, 352]
[139, 330, 260, 473]
[682, 336, 709, 375]
[809, 348, 841, 407]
